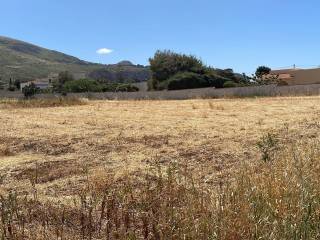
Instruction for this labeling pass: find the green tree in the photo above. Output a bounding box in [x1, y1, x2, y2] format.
[14, 79, 21, 90]
[223, 81, 238, 88]
[7, 78, 15, 91]
[149, 50, 205, 89]
[63, 79, 103, 93]
[252, 66, 279, 85]
[22, 83, 40, 98]
[53, 71, 74, 92]
[167, 72, 209, 90]
[112, 83, 139, 92]
[255, 66, 271, 78]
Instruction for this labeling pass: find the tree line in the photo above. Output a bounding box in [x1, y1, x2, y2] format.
[2, 50, 278, 98]
[148, 50, 279, 91]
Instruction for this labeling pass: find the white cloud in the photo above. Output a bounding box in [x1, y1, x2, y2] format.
[96, 48, 113, 55]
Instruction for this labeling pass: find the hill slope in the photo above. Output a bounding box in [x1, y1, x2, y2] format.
[0, 36, 150, 82]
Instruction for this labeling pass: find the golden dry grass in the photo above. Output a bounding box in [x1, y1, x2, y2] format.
[0, 97, 88, 109]
[0, 96, 319, 199]
[0, 96, 319, 239]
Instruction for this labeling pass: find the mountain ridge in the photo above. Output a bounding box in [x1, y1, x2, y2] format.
[0, 36, 150, 83]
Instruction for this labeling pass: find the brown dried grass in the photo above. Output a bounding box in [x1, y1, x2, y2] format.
[0, 97, 88, 109]
[0, 96, 319, 238]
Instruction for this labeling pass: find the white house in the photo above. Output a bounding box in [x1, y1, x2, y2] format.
[20, 79, 52, 91]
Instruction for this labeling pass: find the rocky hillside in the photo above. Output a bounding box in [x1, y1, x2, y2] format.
[0, 36, 150, 83]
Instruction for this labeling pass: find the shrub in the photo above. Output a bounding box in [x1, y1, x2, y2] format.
[204, 72, 230, 88]
[63, 79, 103, 93]
[257, 133, 279, 162]
[7, 86, 16, 91]
[167, 72, 210, 90]
[114, 84, 139, 92]
[53, 71, 74, 92]
[147, 79, 154, 91]
[223, 80, 238, 88]
[102, 83, 139, 92]
[14, 80, 21, 90]
[22, 83, 40, 98]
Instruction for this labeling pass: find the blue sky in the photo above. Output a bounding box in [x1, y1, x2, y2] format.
[1, 0, 320, 73]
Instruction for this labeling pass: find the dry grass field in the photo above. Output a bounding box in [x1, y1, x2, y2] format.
[0, 96, 319, 239]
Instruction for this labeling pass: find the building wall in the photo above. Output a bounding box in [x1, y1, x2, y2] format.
[288, 68, 320, 85]
[272, 68, 320, 85]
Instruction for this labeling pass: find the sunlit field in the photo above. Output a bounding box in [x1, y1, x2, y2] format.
[0, 96, 319, 239]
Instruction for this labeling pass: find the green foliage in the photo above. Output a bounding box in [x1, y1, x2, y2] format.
[14, 79, 21, 89]
[255, 66, 271, 78]
[147, 79, 154, 91]
[38, 88, 54, 94]
[7, 78, 15, 91]
[7, 86, 16, 91]
[203, 72, 230, 88]
[149, 50, 206, 90]
[58, 71, 74, 84]
[167, 72, 210, 90]
[102, 83, 139, 92]
[22, 83, 40, 98]
[149, 50, 248, 90]
[163, 72, 233, 90]
[250, 66, 281, 86]
[223, 81, 238, 88]
[63, 79, 103, 93]
[53, 71, 74, 92]
[62, 79, 139, 93]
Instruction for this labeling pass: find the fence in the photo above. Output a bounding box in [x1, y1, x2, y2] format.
[1, 84, 320, 100]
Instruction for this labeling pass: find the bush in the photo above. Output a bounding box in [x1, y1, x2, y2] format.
[63, 79, 103, 93]
[102, 83, 139, 92]
[114, 84, 139, 92]
[14, 80, 21, 90]
[165, 72, 234, 90]
[53, 71, 74, 92]
[167, 72, 210, 90]
[7, 86, 16, 91]
[223, 81, 238, 88]
[22, 83, 40, 98]
[203, 72, 229, 88]
[257, 133, 279, 162]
